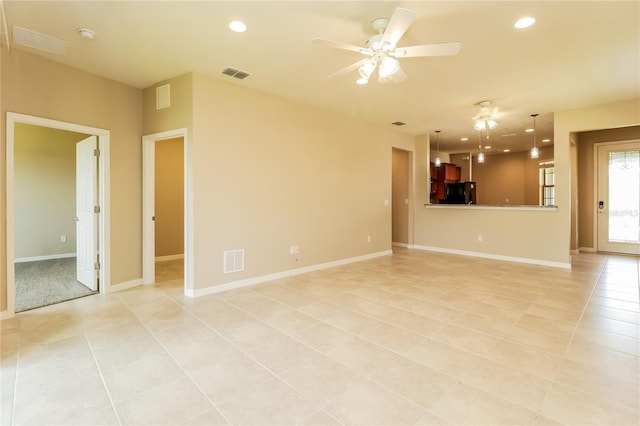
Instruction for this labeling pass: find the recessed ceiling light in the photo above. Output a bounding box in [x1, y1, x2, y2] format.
[542, 138, 551, 143]
[460, 137, 468, 141]
[484, 146, 492, 149]
[503, 149, 511, 152]
[525, 128, 534, 133]
[229, 21, 247, 33]
[515, 17, 535, 29]
[356, 78, 368, 85]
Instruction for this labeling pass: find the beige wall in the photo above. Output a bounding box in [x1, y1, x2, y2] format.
[14, 124, 89, 259]
[472, 147, 553, 206]
[1, 47, 143, 312]
[576, 125, 640, 250]
[449, 153, 471, 182]
[392, 148, 409, 245]
[188, 72, 413, 291]
[155, 137, 184, 257]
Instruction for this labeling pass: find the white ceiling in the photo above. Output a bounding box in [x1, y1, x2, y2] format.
[2, 1, 639, 154]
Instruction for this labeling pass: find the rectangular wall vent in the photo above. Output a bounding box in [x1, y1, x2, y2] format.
[156, 84, 171, 110]
[223, 249, 244, 274]
[222, 67, 250, 80]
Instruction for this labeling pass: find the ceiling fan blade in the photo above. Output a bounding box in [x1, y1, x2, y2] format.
[391, 66, 408, 84]
[400, 42, 462, 57]
[327, 58, 369, 80]
[312, 38, 367, 54]
[381, 7, 416, 47]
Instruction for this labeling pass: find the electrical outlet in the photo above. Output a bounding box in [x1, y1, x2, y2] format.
[60, 235, 67, 243]
[477, 234, 483, 242]
[367, 235, 372, 243]
[290, 245, 295, 255]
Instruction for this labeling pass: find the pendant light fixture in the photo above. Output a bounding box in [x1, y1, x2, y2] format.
[530, 113, 539, 159]
[434, 130, 441, 167]
[477, 129, 485, 164]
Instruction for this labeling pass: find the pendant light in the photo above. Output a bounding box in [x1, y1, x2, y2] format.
[477, 129, 485, 164]
[434, 130, 441, 167]
[530, 113, 539, 159]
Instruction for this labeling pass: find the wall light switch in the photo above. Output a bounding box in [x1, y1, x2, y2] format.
[384, 199, 389, 206]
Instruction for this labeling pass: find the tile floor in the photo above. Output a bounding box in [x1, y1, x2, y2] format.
[1, 249, 639, 425]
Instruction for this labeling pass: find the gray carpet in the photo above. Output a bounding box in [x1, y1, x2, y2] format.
[15, 257, 98, 312]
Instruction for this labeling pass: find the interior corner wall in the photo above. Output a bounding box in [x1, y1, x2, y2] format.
[1, 47, 143, 311]
[558, 98, 640, 255]
[189, 72, 414, 292]
[392, 148, 409, 245]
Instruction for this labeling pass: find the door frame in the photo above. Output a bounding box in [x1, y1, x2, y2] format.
[5, 112, 110, 318]
[142, 128, 194, 296]
[593, 139, 640, 254]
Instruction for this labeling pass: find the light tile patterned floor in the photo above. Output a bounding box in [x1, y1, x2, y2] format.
[1, 250, 639, 425]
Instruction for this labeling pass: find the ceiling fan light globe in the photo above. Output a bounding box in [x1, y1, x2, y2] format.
[358, 60, 376, 79]
[486, 119, 497, 129]
[379, 56, 399, 76]
[477, 152, 485, 163]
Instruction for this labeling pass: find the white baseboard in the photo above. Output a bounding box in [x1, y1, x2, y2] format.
[413, 245, 572, 269]
[15, 253, 76, 263]
[392, 242, 409, 248]
[155, 254, 184, 262]
[108, 278, 143, 293]
[186, 250, 393, 298]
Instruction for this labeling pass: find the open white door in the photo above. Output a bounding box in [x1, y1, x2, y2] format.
[76, 135, 98, 290]
[596, 141, 640, 255]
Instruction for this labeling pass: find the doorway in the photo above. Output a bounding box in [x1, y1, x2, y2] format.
[392, 148, 412, 247]
[6, 113, 111, 317]
[142, 129, 193, 296]
[596, 140, 640, 255]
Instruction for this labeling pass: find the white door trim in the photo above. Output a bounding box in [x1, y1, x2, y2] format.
[142, 128, 193, 297]
[5, 112, 111, 318]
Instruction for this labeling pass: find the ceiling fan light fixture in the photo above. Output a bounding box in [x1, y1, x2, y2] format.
[358, 60, 376, 79]
[474, 119, 497, 131]
[477, 151, 485, 164]
[379, 56, 399, 76]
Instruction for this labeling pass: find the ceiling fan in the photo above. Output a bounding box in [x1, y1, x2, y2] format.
[313, 7, 461, 85]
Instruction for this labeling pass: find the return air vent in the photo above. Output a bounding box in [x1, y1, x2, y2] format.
[156, 84, 170, 110]
[391, 121, 406, 126]
[223, 249, 244, 274]
[222, 67, 250, 80]
[13, 26, 67, 55]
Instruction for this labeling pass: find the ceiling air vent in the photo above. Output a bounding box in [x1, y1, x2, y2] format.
[222, 67, 250, 80]
[13, 26, 67, 55]
[391, 121, 406, 126]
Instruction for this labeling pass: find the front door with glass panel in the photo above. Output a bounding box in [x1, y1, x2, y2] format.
[596, 141, 640, 255]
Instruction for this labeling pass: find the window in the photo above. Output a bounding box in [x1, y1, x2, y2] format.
[539, 161, 555, 206]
